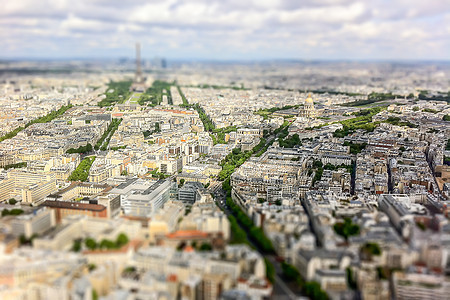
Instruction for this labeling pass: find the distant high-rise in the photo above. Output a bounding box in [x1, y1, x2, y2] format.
[150, 57, 167, 69]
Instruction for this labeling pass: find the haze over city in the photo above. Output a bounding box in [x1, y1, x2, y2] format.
[1, 0, 450, 60]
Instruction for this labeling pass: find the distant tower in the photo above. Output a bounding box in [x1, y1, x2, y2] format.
[131, 42, 147, 92]
[135, 42, 143, 84]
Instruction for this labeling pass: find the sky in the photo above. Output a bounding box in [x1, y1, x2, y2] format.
[1, 0, 450, 61]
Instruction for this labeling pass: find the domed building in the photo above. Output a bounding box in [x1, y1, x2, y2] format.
[298, 94, 316, 118]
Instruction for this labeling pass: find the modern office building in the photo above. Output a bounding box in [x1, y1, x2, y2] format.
[21, 179, 57, 205]
[393, 269, 450, 300]
[111, 178, 175, 217]
[10, 207, 56, 238]
[178, 182, 204, 205]
[0, 178, 14, 203]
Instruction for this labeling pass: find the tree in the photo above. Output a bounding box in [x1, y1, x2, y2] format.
[445, 156, 450, 166]
[249, 227, 275, 253]
[343, 141, 367, 154]
[265, 258, 275, 283]
[3, 162, 27, 170]
[312, 168, 323, 185]
[304, 281, 329, 300]
[124, 266, 136, 273]
[199, 243, 213, 251]
[2, 208, 23, 216]
[228, 215, 247, 244]
[177, 242, 187, 251]
[8, 198, 17, 205]
[98, 80, 132, 107]
[72, 239, 82, 252]
[99, 239, 116, 249]
[282, 262, 301, 281]
[19, 234, 28, 245]
[346, 267, 357, 290]
[384, 117, 418, 128]
[333, 218, 360, 241]
[95, 118, 122, 150]
[313, 160, 323, 168]
[279, 133, 301, 148]
[443, 115, 450, 121]
[19, 233, 37, 245]
[85, 238, 97, 250]
[232, 147, 241, 155]
[116, 233, 129, 248]
[361, 242, 381, 255]
[68, 156, 96, 182]
[0, 105, 72, 143]
[360, 242, 382, 261]
[66, 143, 93, 154]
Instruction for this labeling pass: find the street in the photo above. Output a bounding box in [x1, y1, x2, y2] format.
[213, 188, 303, 300]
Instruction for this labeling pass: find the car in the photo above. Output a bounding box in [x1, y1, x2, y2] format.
[275, 256, 285, 263]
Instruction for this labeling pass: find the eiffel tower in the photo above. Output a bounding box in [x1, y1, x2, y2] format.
[131, 42, 146, 92]
[135, 42, 143, 84]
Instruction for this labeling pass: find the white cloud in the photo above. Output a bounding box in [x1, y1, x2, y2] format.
[0, 0, 449, 59]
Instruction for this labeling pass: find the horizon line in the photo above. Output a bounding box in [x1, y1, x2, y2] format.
[1, 57, 450, 64]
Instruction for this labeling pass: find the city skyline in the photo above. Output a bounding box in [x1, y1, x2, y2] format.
[1, 1, 450, 299]
[0, 41, 449, 299]
[1, 0, 450, 61]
